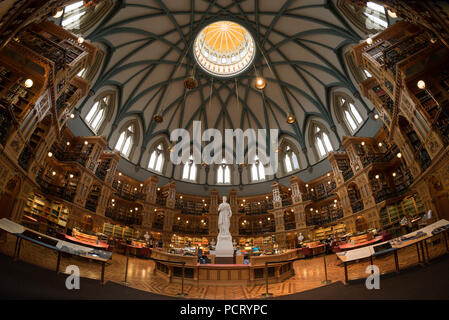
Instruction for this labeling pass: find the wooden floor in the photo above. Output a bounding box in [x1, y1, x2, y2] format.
[0, 233, 447, 299]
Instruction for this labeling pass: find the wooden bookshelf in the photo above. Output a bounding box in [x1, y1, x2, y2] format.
[23, 193, 70, 231]
[380, 194, 426, 228]
[102, 222, 138, 240]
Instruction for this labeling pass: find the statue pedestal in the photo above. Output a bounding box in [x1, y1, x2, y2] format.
[215, 234, 234, 264]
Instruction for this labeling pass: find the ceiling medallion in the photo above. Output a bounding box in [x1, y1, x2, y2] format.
[193, 21, 256, 78]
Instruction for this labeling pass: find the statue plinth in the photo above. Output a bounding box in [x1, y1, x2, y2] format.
[216, 234, 233, 256]
[215, 234, 234, 264]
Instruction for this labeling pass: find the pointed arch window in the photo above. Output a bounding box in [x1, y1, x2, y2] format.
[182, 156, 197, 182]
[284, 145, 300, 173]
[364, 2, 388, 30]
[251, 155, 266, 182]
[314, 125, 334, 158]
[61, 1, 87, 29]
[339, 97, 364, 133]
[363, 69, 372, 78]
[77, 68, 86, 78]
[115, 124, 135, 158]
[85, 95, 110, 133]
[336, 1, 388, 34]
[148, 144, 165, 173]
[217, 159, 231, 184]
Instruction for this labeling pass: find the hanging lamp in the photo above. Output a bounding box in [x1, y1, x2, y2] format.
[184, 65, 198, 90]
[286, 113, 296, 124]
[255, 77, 267, 90]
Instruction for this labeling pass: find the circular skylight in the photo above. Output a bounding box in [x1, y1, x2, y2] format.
[193, 21, 256, 78]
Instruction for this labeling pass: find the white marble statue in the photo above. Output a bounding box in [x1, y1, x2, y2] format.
[218, 196, 232, 235]
[215, 196, 234, 259]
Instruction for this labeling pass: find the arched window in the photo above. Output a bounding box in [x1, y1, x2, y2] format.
[364, 2, 388, 30]
[363, 69, 372, 78]
[77, 68, 86, 78]
[148, 144, 165, 173]
[283, 145, 300, 173]
[336, 0, 388, 34]
[337, 97, 364, 133]
[115, 124, 135, 158]
[313, 125, 334, 159]
[217, 159, 231, 184]
[345, 52, 374, 85]
[251, 155, 266, 182]
[61, 1, 87, 29]
[182, 156, 197, 182]
[85, 95, 110, 133]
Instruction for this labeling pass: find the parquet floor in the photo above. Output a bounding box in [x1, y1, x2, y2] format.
[0, 233, 447, 299]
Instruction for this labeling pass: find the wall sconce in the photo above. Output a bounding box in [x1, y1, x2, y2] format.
[24, 79, 34, 88]
[417, 80, 426, 90]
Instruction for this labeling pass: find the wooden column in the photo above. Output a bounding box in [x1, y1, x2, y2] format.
[271, 182, 282, 209]
[144, 176, 159, 204]
[165, 182, 176, 209]
[209, 189, 219, 237]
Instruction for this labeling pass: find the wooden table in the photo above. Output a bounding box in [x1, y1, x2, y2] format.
[0, 218, 112, 284]
[149, 249, 299, 286]
[64, 234, 109, 250]
[337, 219, 449, 284]
[339, 236, 383, 251]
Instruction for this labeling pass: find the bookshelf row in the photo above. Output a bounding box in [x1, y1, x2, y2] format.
[379, 194, 426, 227]
[23, 193, 69, 229]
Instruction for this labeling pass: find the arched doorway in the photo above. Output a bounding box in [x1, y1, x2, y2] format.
[0, 176, 21, 220]
[81, 215, 94, 231]
[347, 183, 363, 213]
[152, 211, 165, 230]
[85, 184, 101, 212]
[355, 216, 368, 232]
[398, 116, 431, 172]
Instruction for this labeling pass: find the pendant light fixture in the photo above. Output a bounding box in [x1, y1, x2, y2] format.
[286, 113, 296, 124]
[255, 77, 266, 90]
[184, 65, 198, 90]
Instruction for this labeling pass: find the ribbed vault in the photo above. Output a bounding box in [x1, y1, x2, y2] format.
[77, 0, 376, 184]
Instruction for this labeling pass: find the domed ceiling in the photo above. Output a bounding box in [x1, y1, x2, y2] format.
[75, 0, 379, 190]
